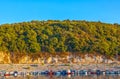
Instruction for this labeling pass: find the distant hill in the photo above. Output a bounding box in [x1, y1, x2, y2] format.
[0, 20, 120, 57]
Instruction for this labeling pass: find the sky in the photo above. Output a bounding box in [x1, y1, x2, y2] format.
[0, 0, 120, 24]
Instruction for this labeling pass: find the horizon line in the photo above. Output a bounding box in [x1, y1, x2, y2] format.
[0, 19, 119, 25]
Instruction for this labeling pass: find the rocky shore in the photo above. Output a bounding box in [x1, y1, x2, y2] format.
[0, 52, 119, 64]
[0, 63, 120, 72]
[0, 52, 120, 72]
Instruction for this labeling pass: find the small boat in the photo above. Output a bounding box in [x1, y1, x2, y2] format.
[61, 70, 67, 76]
[105, 70, 118, 75]
[96, 70, 102, 75]
[20, 72, 26, 76]
[118, 70, 120, 75]
[31, 71, 39, 76]
[110, 70, 118, 75]
[40, 70, 49, 75]
[67, 69, 71, 75]
[102, 71, 106, 75]
[70, 70, 76, 75]
[54, 71, 61, 76]
[4, 72, 10, 76]
[48, 70, 54, 75]
[79, 70, 87, 75]
[90, 70, 96, 75]
[37, 71, 42, 75]
[9, 71, 14, 76]
[14, 71, 18, 77]
[0, 71, 5, 76]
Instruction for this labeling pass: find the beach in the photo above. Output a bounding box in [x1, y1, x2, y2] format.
[0, 63, 120, 79]
[0, 63, 119, 72]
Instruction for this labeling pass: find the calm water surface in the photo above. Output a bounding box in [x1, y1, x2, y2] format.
[1, 75, 120, 79]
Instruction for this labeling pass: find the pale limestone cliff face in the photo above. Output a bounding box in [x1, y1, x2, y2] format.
[18, 56, 42, 64]
[0, 52, 11, 64]
[0, 52, 118, 64]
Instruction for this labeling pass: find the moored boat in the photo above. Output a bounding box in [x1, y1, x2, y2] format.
[0, 71, 5, 76]
[96, 70, 102, 75]
[67, 69, 71, 75]
[14, 71, 18, 77]
[79, 70, 88, 75]
[4, 72, 10, 76]
[48, 70, 54, 75]
[54, 70, 61, 76]
[61, 70, 67, 76]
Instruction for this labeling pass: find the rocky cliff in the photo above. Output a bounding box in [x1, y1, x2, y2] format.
[0, 52, 119, 64]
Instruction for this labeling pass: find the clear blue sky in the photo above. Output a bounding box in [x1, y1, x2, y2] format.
[0, 0, 120, 24]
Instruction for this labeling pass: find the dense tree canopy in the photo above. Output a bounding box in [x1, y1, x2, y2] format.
[0, 20, 120, 57]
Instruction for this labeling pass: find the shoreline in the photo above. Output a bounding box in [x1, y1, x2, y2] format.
[0, 63, 120, 72]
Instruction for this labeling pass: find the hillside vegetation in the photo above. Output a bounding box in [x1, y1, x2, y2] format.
[0, 20, 120, 57]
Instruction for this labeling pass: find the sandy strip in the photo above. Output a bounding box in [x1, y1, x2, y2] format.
[0, 63, 119, 72]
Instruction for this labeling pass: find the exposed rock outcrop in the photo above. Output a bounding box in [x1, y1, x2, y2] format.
[0, 52, 119, 64]
[0, 52, 11, 64]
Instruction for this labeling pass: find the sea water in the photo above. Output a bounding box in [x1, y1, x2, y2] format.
[0, 75, 120, 79]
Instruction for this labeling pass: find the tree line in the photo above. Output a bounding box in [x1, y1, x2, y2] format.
[0, 20, 120, 57]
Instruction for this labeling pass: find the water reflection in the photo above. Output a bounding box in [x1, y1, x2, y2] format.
[0, 75, 120, 79]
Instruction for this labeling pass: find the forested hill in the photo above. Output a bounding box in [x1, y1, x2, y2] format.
[0, 20, 120, 57]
